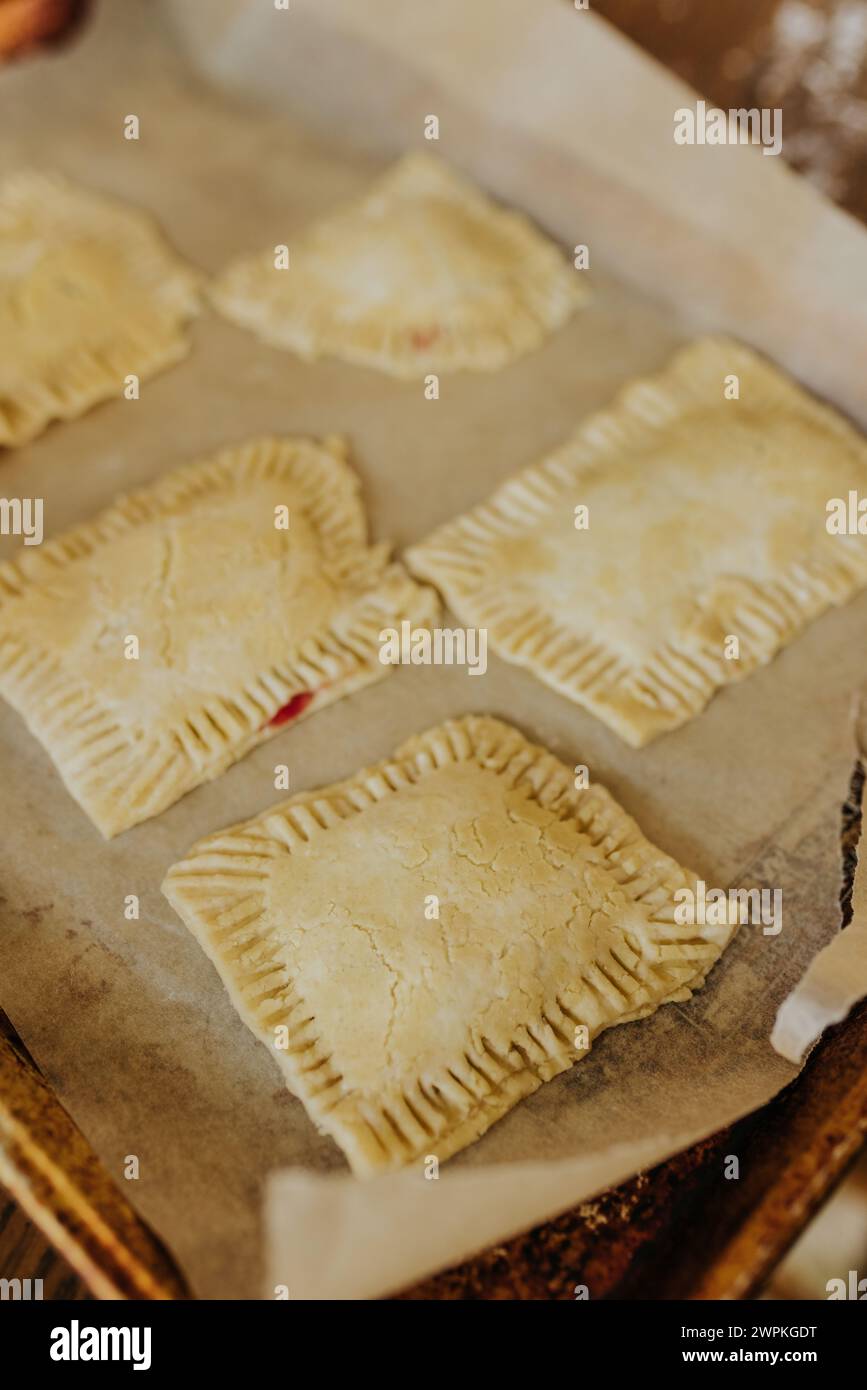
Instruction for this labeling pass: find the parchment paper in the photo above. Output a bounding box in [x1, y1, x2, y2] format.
[1, 0, 867, 1300]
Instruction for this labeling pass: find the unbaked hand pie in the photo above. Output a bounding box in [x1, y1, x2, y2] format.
[211, 153, 586, 377]
[0, 436, 438, 836]
[0, 172, 200, 446]
[163, 715, 735, 1178]
[407, 338, 867, 746]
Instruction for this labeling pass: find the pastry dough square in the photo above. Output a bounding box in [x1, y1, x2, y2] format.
[163, 715, 735, 1178]
[0, 172, 201, 446]
[211, 153, 587, 377]
[407, 338, 867, 746]
[0, 436, 438, 836]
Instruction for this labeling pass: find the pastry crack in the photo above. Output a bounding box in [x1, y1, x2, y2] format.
[163, 715, 736, 1177]
[0, 435, 439, 835]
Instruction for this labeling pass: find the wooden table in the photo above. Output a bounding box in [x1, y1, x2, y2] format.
[3, 0, 867, 1300]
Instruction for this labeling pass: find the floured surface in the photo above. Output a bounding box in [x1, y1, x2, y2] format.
[0, 1, 866, 1299]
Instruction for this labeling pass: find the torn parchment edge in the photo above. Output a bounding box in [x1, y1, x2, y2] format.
[772, 687, 867, 1063]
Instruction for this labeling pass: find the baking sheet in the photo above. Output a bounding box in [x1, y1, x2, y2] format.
[1, 0, 867, 1299]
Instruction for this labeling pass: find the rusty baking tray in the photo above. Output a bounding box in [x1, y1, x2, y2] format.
[3, 0, 867, 1301]
[4, 990, 867, 1299]
[4, 758, 867, 1305]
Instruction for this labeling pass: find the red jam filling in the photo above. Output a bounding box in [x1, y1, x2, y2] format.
[268, 690, 315, 728]
[410, 326, 441, 350]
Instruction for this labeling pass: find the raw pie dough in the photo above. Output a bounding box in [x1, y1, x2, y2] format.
[407, 338, 867, 746]
[211, 153, 587, 377]
[0, 172, 200, 446]
[0, 436, 438, 836]
[163, 715, 735, 1178]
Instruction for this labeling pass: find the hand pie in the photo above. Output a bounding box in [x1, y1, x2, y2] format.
[0, 172, 200, 446]
[0, 436, 438, 836]
[211, 153, 586, 377]
[163, 715, 734, 1178]
[407, 338, 867, 746]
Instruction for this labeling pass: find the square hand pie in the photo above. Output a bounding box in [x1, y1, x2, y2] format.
[407, 338, 867, 746]
[211, 152, 587, 378]
[0, 436, 438, 836]
[0, 172, 200, 447]
[163, 715, 734, 1178]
